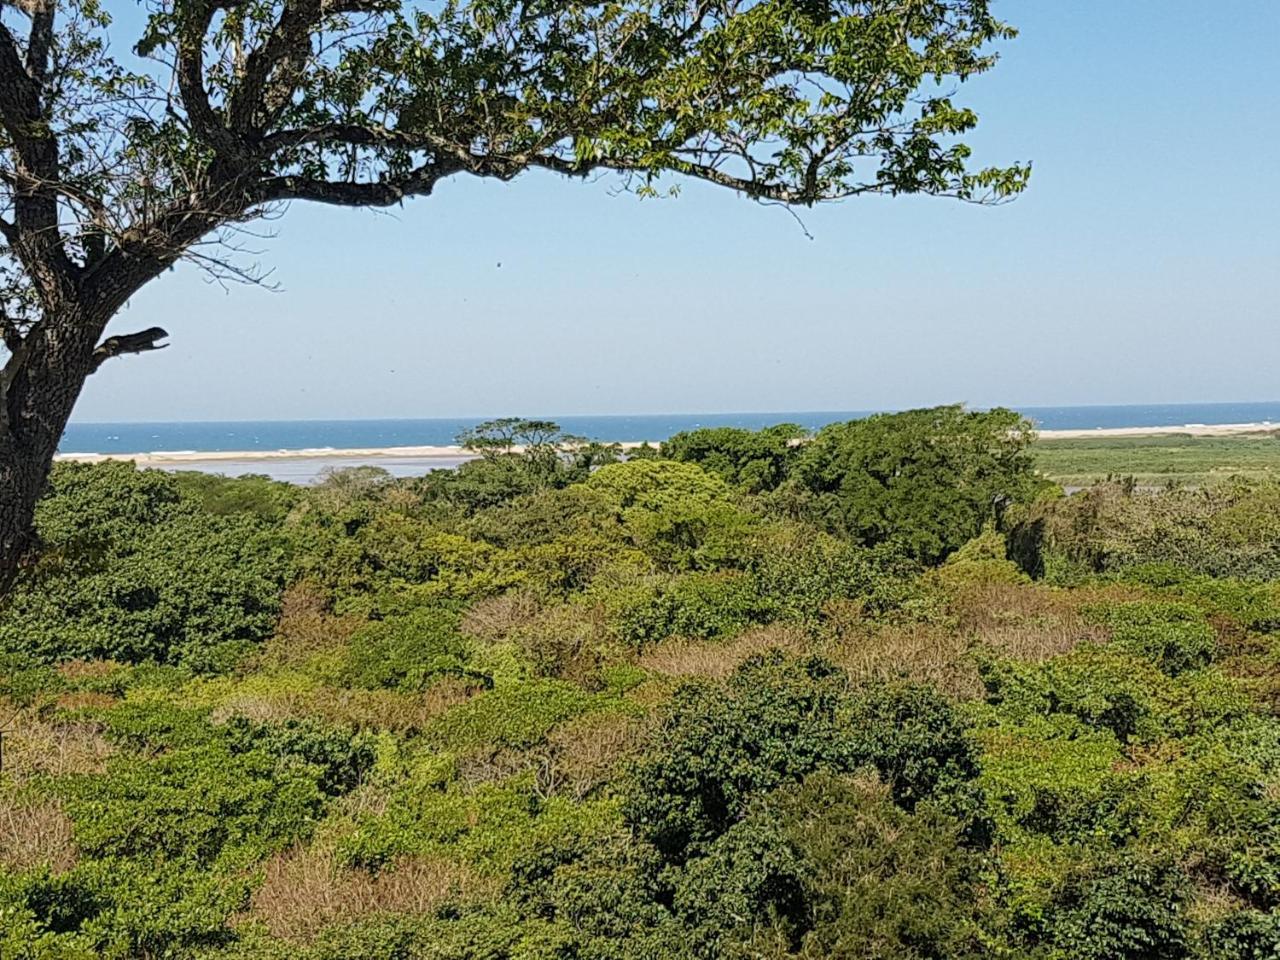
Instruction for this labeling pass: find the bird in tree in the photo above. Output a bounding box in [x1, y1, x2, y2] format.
[0, 0, 1029, 589]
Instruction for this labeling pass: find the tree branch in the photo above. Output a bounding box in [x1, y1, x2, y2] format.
[175, 2, 242, 155]
[0, 17, 80, 301]
[255, 161, 458, 206]
[25, 0, 53, 85]
[90, 327, 169, 371]
[228, 0, 321, 133]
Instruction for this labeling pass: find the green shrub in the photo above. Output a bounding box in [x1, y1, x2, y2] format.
[336, 778, 621, 875]
[936, 527, 1030, 587]
[1033, 854, 1192, 960]
[0, 463, 288, 670]
[465, 485, 619, 549]
[97, 700, 221, 752]
[340, 606, 479, 691]
[506, 838, 687, 960]
[1118, 571, 1280, 634]
[0, 652, 64, 706]
[171, 471, 299, 522]
[982, 645, 1175, 743]
[586, 460, 754, 570]
[625, 653, 983, 863]
[1201, 911, 1280, 960]
[976, 713, 1140, 846]
[1017, 480, 1280, 583]
[0, 859, 246, 958]
[607, 571, 776, 647]
[1, 518, 286, 670]
[673, 773, 984, 960]
[61, 741, 326, 867]
[1086, 601, 1218, 676]
[428, 679, 599, 752]
[222, 716, 376, 796]
[746, 524, 875, 619]
[661, 424, 806, 493]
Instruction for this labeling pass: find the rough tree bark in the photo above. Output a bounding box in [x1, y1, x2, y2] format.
[0, 286, 169, 591]
[0, 311, 102, 589]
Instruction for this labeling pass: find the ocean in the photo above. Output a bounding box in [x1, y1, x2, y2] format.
[60, 402, 1280, 455]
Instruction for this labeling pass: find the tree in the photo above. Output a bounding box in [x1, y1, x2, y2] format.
[0, 0, 1028, 588]
[661, 423, 808, 492]
[786, 405, 1044, 563]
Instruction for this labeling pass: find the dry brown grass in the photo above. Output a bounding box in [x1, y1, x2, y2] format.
[0, 795, 78, 872]
[832, 624, 983, 699]
[1, 707, 113, 783]
[951, 582, 1114, 661]
[543, 711, 650, 799]
[461, 591, 543, 642]
[256, 582, 363, 668]
[248, 845, 495, 943]
[55, 659, 124, 682]
[466, 595, 612, 686]
[211, 678, 477, 732]
[54, 691, 118, 712]
[638, 624, 811, 680]
[455, 747, 537, 787]
[828, 582, 1128, 700]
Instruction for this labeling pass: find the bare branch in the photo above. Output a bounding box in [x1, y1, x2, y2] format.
[90, 326, 169, 371]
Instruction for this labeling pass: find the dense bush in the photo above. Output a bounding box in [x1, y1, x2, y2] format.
[587, 459, 755, 570]
[338, 606, 478, 691]
[784, 405, 1045, 564]
[1014, 479, 1280, 582]
[626, 653, 983, 863]
[0, 463, 287, 669]
[672, 773, 985, 959]
[8, 417, 1280, 958]
[1086, 601, 1218, 676]
[746, 523, 881, 619]
[61, 740, 326, 867]
[606, 571, 777, 646]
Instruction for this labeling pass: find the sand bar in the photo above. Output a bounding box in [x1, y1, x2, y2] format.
[56, 444, 476, 467]
[1036, 422, 1280, 440]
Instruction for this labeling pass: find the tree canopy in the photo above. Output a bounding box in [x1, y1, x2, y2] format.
[0, 0, 1027, 587]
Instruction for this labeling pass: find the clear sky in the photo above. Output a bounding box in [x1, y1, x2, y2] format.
[77, 0, 1280, 422]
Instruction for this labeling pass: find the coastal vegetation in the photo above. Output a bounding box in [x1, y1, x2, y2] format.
[0, 0, 1027, 590]
[1034, 433, 1280, 488]
[6, 406, 1280, 958]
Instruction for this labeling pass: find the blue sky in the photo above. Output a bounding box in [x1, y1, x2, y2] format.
[79, 1, 1280, 422]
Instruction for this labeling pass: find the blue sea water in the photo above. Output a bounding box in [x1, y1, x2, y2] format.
[60, 402, 1280, 456]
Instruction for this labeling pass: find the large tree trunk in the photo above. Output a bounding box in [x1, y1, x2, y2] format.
[0, 306, 106, 592]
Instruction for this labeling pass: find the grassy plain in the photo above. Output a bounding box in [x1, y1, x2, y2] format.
[1034, 431, 1280, 486]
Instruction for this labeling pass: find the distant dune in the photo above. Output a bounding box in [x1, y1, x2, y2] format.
[1035, 422, 1280, 440]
